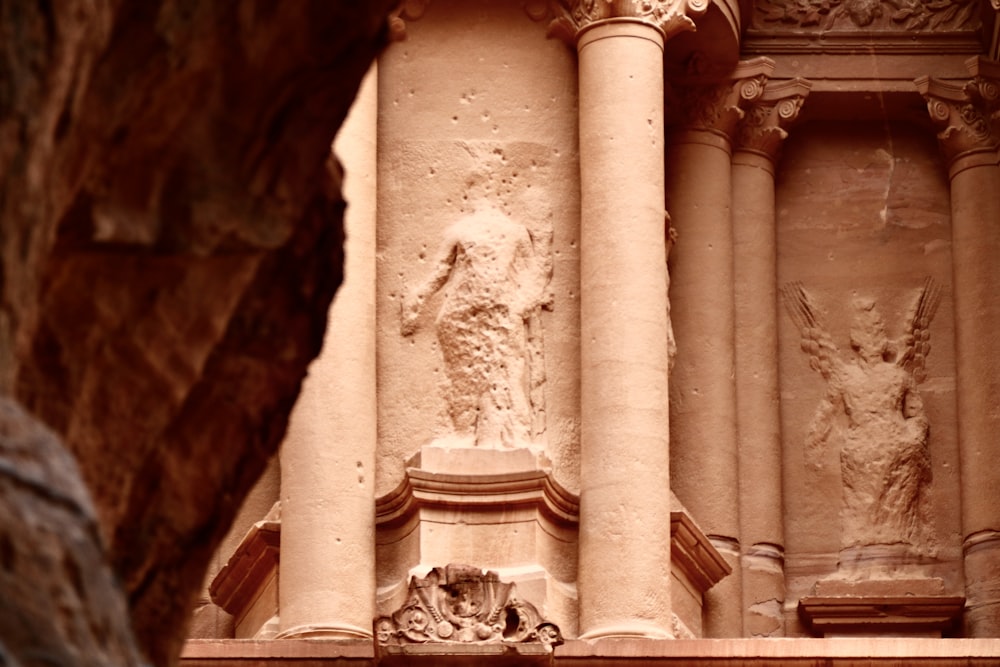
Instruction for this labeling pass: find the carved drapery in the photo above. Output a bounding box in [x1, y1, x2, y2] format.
[734, 79, 811, 163]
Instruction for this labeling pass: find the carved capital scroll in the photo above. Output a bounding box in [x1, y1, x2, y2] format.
[735, 78, 812, 162]
[375, 565, 564, 650]
[532, 0, 708, 45]
[916, 57, 1000, 167]
[669, 58, 775, 141]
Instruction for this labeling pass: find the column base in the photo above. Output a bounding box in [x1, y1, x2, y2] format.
[274, 623, 373, 640]
[577, 623, 674, 640]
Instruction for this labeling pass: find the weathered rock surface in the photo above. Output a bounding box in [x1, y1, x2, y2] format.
[0, 398, 144, 667]
[0, 1, 394, 664]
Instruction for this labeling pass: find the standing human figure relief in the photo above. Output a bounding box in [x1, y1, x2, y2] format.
[781, 278, 942, 563]
[401, 205, 554, 450]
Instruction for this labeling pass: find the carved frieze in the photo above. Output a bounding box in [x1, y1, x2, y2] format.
[530, 0, 708, 44]
[734, 79, 812, 160]
[754, 0, 979, 31]
[375, 565, 563, 649]
[917, 57, 1000, 165]
[781, 279, 941, 566]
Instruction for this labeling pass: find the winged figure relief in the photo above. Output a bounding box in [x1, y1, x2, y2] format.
[781, 278, 941, 555]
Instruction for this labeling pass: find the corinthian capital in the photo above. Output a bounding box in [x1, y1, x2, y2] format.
[535, 0, 708, 44]
[735, 79, 812, 162]
[915, 57, 1000, 166]
[668, 58, 775, 142]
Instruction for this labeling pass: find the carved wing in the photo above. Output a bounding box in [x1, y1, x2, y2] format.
[896, 276, 941, 383]
[780, 281, 839, 381]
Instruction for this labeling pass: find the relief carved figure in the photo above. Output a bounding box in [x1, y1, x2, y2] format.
[401, 206, 553, 449]
[755, 0, 979, 31]
[782, 279, 941, 564]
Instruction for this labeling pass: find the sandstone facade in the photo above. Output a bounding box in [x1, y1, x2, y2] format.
[192, 1, 1000, 662]
[3, 0, 1000, 665]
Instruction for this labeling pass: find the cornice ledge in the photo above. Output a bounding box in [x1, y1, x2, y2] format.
[671, 510, 732, 592]
[535, 0, 709, 45]
[375, 467, 580, 528]
[209, 519, 281, 615]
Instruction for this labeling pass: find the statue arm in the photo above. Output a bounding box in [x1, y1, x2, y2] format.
[401, 238, 457, 336]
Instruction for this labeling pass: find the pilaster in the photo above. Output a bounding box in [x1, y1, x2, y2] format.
[731, 79, 810, 638]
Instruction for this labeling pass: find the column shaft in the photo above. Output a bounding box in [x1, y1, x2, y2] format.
[950, 152, 1000, 636]
[667, 128, 741, 637]
[577, 20, 673, 639]
[277, 66, 378, 639]
[732, 149, 785, 637]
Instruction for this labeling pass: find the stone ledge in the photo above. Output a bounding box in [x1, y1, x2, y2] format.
[182, 638, 1000, 666]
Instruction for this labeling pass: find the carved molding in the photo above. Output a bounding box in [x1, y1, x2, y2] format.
[735, 78, 812, 161]
[531, 0, 709, 45]
[754, 0, 980, 32]
[209, 518, 280, 614]
[916, 57, 1000, 167]
[669, 58, 775, 141]
[374, 565, 564, 649]
[375, 467, 580, 529]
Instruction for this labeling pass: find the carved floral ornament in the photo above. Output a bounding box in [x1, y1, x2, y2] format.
[917, 63, 1000, 161]
[375, 565, 563, 650]
[524, 0, 708, 43]
[754, 0, 980, 31]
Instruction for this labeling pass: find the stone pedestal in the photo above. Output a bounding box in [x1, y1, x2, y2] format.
[799, 579, 964, 638]
[375, 450, 579, 638]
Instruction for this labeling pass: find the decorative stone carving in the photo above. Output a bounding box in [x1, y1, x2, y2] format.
[781, 279, 942, 566]
[734, 79, 812, 161]
[374, 565, 563, 649]
[916, 57, 1000, 166]
[538, 0, 708, 44]
[401, 206, 553, 449]
[755, 0, 979, 31]
[668, 58, 774, 141]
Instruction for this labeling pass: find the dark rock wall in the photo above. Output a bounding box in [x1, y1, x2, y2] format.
[0, 2, 395, 665]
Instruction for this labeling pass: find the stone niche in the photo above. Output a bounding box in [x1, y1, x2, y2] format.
[776, 118, 964, 636]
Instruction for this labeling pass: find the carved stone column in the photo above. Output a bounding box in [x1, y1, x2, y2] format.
[277, 65, 378, 639]
[731, 79, 810, 638]
[917, 56, 1000, 637]
[549, 0, 704, 639]
[664, 58, 773, 637]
